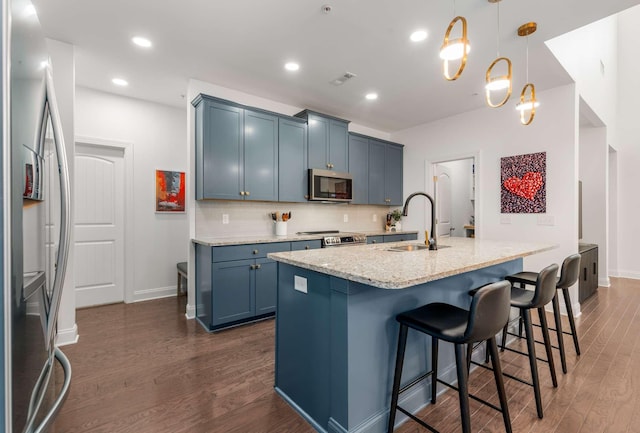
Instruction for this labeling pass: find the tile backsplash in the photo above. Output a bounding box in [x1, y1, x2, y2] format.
[195, 200, 398, 238]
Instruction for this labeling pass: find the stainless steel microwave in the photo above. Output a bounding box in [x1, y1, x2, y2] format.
[308, 169, 353, 202]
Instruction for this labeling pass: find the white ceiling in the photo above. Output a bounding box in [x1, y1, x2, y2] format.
[31, 0, 640, 132]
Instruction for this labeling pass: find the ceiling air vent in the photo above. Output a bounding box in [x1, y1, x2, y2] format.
[330, 72, 357, 86]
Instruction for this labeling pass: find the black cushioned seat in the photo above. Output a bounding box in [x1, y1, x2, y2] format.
[388, 280, 512, 433]
[505, 254, 582, 376]
[501, 263, 560, 419]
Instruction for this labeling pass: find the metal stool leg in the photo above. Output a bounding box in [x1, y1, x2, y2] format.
[551, 292, 567, 373]
[562, 288, 581, 355]
[537, 307, 558, 387]
[431, 337, 438, 404]
[522, 308, 544, 418]
[487, 336, 513, 433]
[454, 343, 471, 433]
[501, 322, 508, 352]
[388, 324, 408, 433]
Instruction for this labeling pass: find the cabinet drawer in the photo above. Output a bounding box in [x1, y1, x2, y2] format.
[383, 233, 418, 243]
[367, 236, 384, 244]
[212, 242, 290, 262]
[291, 240, 322, 251]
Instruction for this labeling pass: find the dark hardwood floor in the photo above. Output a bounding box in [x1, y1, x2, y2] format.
[54, 278, 639, 433]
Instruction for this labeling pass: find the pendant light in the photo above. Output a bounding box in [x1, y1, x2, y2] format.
[485, 0, 512, 108]
[440, 0, 470, 81]
[516, 22, 539, 125]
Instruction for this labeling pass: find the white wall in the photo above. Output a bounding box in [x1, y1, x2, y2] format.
[75, 87, 189, 305]
[392, 84, 580, 313]
[579, 126, 609, 286]
[546, 14, 618, 147]
[615, 5, 640, 279]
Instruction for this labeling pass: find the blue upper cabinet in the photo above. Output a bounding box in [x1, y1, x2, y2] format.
[278, 117, 308, 202]
[193, 95, 278, 201]
[385, 143, 403, 206]
[194, 97, 244, 200]
[365, 137, 404, 206]
[296, 110, 350, 172]
[348, 133, 370, 204]
[244, 109, 278, 201]
[368, 139, 386, 205]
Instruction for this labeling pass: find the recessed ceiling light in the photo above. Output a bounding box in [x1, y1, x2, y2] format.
[24, 4, 36, 16]
[112, 78, 129, 87]
[410, 30, 428, 42]
[365, 93, 378, 101]
[132, 36, 152, 48]
[285, 62, 300, 71]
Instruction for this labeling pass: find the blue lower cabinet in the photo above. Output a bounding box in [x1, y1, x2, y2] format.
[366, 236, 384, 244]
[290, 239, 322, 251]
[383, 233, 418, 243]
[255, 258, 277, 315]
[196, 242, 290, 331]
[211, 259, 255, 327]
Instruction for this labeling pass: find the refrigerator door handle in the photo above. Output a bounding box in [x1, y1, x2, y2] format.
[31, 348, 72, 433]
[40, 64, 71, 350]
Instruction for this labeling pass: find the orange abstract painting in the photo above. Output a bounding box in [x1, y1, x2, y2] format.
[156, 169, 185, 212]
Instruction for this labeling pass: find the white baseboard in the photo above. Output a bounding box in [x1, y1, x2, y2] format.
[612, 270, 640, 280]
[56, 324, 79, 346]
[599, 277, 611, 287]
[185, 303, 196, 319]
[544, 301, 581, 318]
[132, 285, 177, 303]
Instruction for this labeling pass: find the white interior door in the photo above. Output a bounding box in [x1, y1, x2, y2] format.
[434, 164, 453, 238]
[74, 143, 125, 307]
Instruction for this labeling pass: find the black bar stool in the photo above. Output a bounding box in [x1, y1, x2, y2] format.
[496, 263, 559, 419]
[504, 254, 582, 374]
[387, 281, 512, 433]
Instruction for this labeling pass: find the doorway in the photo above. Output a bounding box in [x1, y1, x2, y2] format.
[432, 157, 476, 239]
[73, 141, 126, 307]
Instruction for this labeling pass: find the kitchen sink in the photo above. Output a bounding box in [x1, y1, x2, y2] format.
[386, 244, 429, 252]
[386, 244, 451, 252]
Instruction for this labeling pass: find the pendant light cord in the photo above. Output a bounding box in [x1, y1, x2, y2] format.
[526, 35, 530, 83]
[496, 2, 500, 56]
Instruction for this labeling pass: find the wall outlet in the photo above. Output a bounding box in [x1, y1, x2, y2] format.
[372, 214, 377, 222]
[343, 214, 349, 223]
[537, 215, 555, 226]
[500, 215, 511, 224]
[294, 275, 308, 294]
[222, 214, 229, 224]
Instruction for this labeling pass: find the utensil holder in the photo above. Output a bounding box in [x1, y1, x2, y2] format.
[275, 221, 287, 236]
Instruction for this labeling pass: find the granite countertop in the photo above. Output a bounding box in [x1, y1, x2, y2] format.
[192, 230, 419, 246]
[268, 237, 556, 290]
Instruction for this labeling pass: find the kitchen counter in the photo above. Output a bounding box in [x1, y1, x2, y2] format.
[271, 237, 555, 433]
[269, 237, 555, 289]
[191, 230, 419, 246]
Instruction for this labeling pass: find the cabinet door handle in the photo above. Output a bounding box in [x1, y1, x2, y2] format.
[255, 264, 261, 270]
[250, 264, 256, 270]
[240, 191, 245, 196]
[245, 191, 250, 196]
[253, 249, 259, 255]
[583, 267, 587, 281]
[593, 263, 596, 274]
[304, 195, 309, 199]
[372, 240, 377, 244]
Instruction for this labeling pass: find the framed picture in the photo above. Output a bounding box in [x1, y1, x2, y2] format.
[155, 169, 185, 213]
[500, 152, 546, 213]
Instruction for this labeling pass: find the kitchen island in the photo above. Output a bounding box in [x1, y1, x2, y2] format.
[268, 237, 554, 433]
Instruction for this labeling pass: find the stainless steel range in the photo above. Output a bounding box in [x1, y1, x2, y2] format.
[296, 231, 367, 247]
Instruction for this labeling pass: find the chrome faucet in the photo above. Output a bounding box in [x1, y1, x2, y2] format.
[402, 192, 437, 250]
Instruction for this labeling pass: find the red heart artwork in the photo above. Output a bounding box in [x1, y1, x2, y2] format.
[503, 171, 543, 200]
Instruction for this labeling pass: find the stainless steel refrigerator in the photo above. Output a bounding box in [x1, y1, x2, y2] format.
[2, 0, 72, 431]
